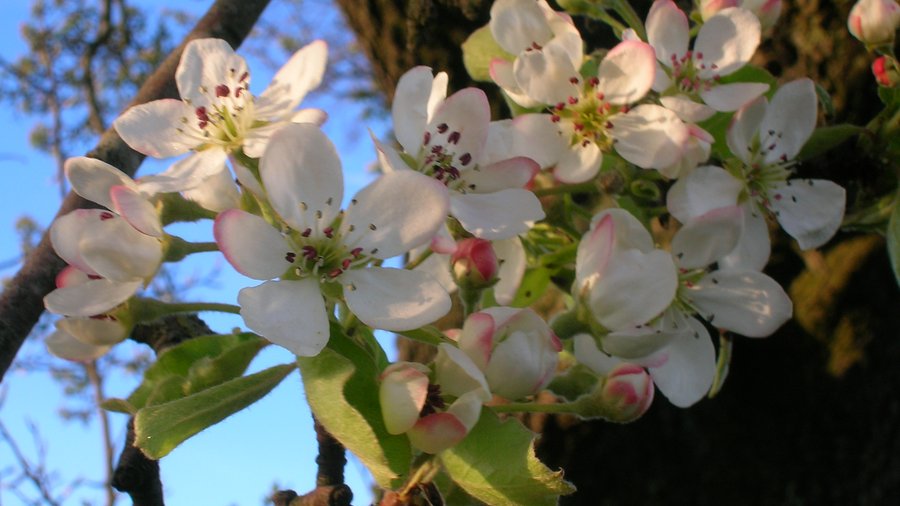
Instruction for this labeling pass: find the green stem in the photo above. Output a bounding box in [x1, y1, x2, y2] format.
[153, 301, 241, 315]
[490, 401, 579, 414]
[611, 0, 646, 40]
[164, 236, 219, 262]
[405, 248, 434, 270]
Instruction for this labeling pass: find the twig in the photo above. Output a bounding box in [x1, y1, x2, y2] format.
[85, 361, 117, 506]
[0, 0, 273, 384]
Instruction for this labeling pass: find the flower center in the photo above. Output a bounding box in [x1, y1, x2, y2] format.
[178, 68, 257, 152]
[420, 123, 477, 193]
[667, 51, 721, 97]
[550, 76, 618, 151]
[729, 128, 798, 215]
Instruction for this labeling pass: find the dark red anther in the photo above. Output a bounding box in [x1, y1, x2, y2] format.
[459, 153, 472, 166]
[696, 52, 703, 59]
[87, 274, 103, 280]
[323, 226, 334, 238]
[550, 114, 561, 123]
[99, 212, 115, 221]
[285, 252, 297, 263]
[774, 193, 783, 200]
[436, 123, 449, 134]
[215, 84, 230, 97]
[569, 76, 580, 85]
[568, 96, 579, 105]
[302, 245, 318, 260]
[301, 228, 312, 237]
[685, 281, 694, 288]
[573, 123, 585, 131]
[431, 145, 444, 154]
[423, 131, 431, 145]
[239, 71, 249, 82]
[235, 87, 244, 98]
[531, 41, 543, 50]
[605, 121, 614, 129]
[195, 106, 209, 122]
[446, 167, 460, 180]
[448, 131, 461, 144]
[351, 247, 363, 258]
[328, 268, 343, 278]
[588, 76, 600, 87]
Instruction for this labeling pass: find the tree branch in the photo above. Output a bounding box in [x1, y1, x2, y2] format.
[0, 0, 273, 384]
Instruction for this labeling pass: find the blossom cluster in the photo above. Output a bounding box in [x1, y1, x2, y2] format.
[43, 0, 853, 472]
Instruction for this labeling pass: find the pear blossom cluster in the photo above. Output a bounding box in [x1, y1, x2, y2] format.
[42, 0, 855, 481]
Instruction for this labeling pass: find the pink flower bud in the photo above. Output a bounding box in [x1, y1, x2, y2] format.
[848, 0, 900, 46]
[600, 363, 655, 423]
[450, 238, 499, 289]
[872, 55, 900, 86]
[698, 0, 741, 20]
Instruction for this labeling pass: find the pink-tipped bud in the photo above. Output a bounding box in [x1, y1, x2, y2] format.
[451, 238, 499, 290]
[848, 0, 900, 46]
[872, 55, 900, 86]
[600, 363, 655, 423]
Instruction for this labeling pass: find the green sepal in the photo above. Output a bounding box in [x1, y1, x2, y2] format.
[545, 363, 599, 402]
[134, 363, 296, 459]
[298, 322, 411, 489]
[510, 267, 552, 307]
[440, 410, 575, 506]
[461, 24, 513, 82]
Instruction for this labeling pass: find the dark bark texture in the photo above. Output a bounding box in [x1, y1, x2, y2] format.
[335, 0, 900, 504]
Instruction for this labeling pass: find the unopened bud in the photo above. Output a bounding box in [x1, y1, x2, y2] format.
[848, 0, 900, 46]
[451, 238, 499, 290]
[599, 363, 655, 423]
[872, 55, 900, 86]
[742, 0, 783, 31]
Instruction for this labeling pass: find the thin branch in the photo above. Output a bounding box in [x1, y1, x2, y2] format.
[0, 0, 273, 384]
[85, 361, 117, 506]
[80, 0, 116, 134]
[0, 420, 62, 506]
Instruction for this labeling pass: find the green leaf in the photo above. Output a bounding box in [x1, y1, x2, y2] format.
[797, 124, 865, 161]
[134, 363, 295, 459]
[887, 190, 900, 287]
[100, 398, 136, 415]
[461, 25, 513, 82]
[440, 410, 575, 506]
[510, 267, 551, 307]
[718, 64, 776, 88]
[126, 333, 265, 409]
[298, 323, 411, 489]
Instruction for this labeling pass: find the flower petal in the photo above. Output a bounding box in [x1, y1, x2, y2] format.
[760, 78, 817, 163]
[434, 343, 492, 400]
[342, 267, 451, 331]
[238, 279, 329, 356]
[214, 209, 292, 280]
[110, 186, 163, 237]
[719, 202, 771, 270]
[137, 149, 229, 194]
[80, 215, 162, 282]
[597, 40, 656, 105]
[671, 205, 743, 269]
[50, 210, 103, 275]
[451, 189, 544, 240]
[343, 171, 448, 259]
[46, 329, 111, 362]
[699, 81, 769, 112]
[393, 67, 448, 154]
[485, 113, 566, 168]
[175, 38, 248, 108]
[648, 318, 716, 407]
[694, 7, 760, 78]
[589, 249, 678, 330]
[683, 269, 792, 337]
[458, 311, 496, 370]
[660, 95, 716, 123]
[493, 237, 527, 305]
[769, 179, 845, 250]
[113, 99, 197, 158]
[646, 0, 690, 68]
[260, 123, 344, 233]
[255, 40, 327, 120]
[44, 279, 141, 317]
[611, 104, 689, 170]
[513, 41, 580, 105]
[464, 157, 539, 193]
[181, 165, 241, 212]
[490, 59, 541, 108]
[666, 165, 743, 223]
[379, 362, 431, 435]
[57, 317, 128, 346]
[554, 138, 603, 183]
[573, 333, 621, 376]
[726, 95, 767, 164]
[490, 0, 553, 54]
[426, 88, 491, 166]
[65, 157, 136, 210]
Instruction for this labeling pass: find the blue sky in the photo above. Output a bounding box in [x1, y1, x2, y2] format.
[0, 1, 392, 504]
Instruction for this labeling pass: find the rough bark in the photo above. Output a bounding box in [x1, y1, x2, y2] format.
[334, 0, 900, 503]
[0, 0, 273, 383]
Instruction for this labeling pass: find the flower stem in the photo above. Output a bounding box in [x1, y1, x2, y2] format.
[405, 248, 434, 270]
[611, 0, 646, 40]
[131, 298, 241, 323]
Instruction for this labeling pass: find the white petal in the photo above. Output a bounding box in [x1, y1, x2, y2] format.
[415, 251, 455, 294]
[464, 157, 539, 193]
[760, 78, 817, 163]
[343, 171, 449, 259]
[646, 0, 690, 68]
[514, 41, 580, 105]
[260, 123, 343, 233]
[57, 317, 128, 346]
[490, 59, 542, 108]
[573, 333, 621, 376]
[110, 186, 163, 237]
[393, 67, 445, 154]
[649, 318, 716, 407]
[486, 113, 565, 168]
[46, 330, 111, 362]
[450, 189, 544, 240]
[666, 165, 743, 223]
[238, 279, 329, 356]
[490, 0, 554, 54]
[611, 105, 689, 170]
[113, 99, 197, 158]
[44, 279, 141, 317]
[671, 206, 743, 269]
[342, 267, 451, 331]
[379, 362, 431, 435]
[434, 343, 492, 400]
[255, 40, 327, 120]
[719, 202, 771, 270]
[50, 210, 102, 275]
[602, 308, 685, 360]
[241, 122, 285, 158]
[176, 38, 248, 108]
[214, 209, 292, 280]
[231, 155, 265, 197]
[575, 211, 615, 294]
[80, 215, 162, 282]
[699, 82, 769, 112]
[493, 237, 527, 305]
[597, 40, 656, 105]
[181, 165, 241, 212]
[769, 179, 845, 250]
[426, 88, 491, 166]
[660, 95, 716, 123]
[726, 95, 767, 164]
[137, 149, 229, 194]
[694, 7, 761, 78]
[684, 269, 792, 336]
[589, 249, 678, 330]
[291, 108, 328, 125]
[554, 138, 602, 183]
[65, 157, 136, 210]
